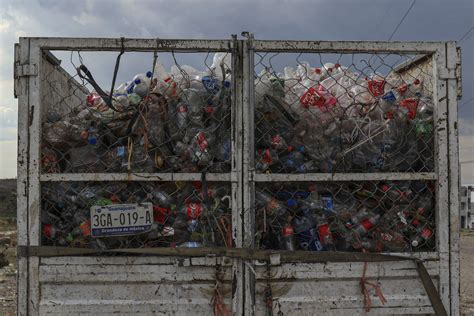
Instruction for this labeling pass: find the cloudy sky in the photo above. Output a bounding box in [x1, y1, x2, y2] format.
[0, 0, 473, 182]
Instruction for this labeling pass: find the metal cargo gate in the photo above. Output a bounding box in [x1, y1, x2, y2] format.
[15, 36, 461, 315]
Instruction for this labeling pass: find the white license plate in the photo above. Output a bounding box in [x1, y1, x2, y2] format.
[90, 203, 153, 237]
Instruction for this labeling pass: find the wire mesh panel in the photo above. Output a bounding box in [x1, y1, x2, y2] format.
[253, 52, 434, 173]
[41, 50, 233, 173]
[255, 181, 435, 253]
[41, 181, 233, 249]
[250, 50, 438, 254]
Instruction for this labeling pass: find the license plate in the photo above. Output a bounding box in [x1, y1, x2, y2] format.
[90, 203, 153, 237]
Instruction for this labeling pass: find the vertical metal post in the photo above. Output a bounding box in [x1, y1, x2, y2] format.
[26, 39, 42, 316]
[16, 38, 30, 316]
[231, 35, 245, 316]
[433, 44, 451, 313]
[242, 32, 256, 316]
[446, 41, 460, 316]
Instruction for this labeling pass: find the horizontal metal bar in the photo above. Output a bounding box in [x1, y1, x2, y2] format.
[253, 172, 437, 182]
[40, 173, 232, 182]
[25, 37, 233, 52]
[252, 40, 447, 53]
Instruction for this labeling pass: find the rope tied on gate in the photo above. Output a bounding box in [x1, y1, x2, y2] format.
[360, 258, 387, 312]
[211, 264, 231, 316]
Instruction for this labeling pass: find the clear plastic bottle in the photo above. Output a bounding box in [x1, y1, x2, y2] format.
[293, 214, 323, 251]
[132, 71, 153, 97]
[255, 191, 288, 218]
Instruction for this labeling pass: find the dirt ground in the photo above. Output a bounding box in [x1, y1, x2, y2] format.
[0, 226, 472, 315]
[461, 230, 474, 315]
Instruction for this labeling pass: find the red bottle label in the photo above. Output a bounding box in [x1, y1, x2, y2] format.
[153, 205, 171, 224]
[368, 79, 386, 97]
[318, 223, 330, 238]
[361, 218, 374, 230]
[79, 220, 91, 236]
[43, 224, 54, 239]
[282, 225, 294, 237]
[421, 227, 433, 239]
[400, 98, 418, 119]
[271, 135, 282, 147]
[261, 149, 273, 164]
[196, 132, 209, 150]
[187, 203, 202, 219]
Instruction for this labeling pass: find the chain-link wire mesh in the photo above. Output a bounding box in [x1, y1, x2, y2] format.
[41, 181, 232, 249]
[41, 51, 232, 173]
[254, 53, 434, 173]
[255, 181, 435, 252]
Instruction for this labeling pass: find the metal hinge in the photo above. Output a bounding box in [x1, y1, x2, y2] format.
[438, 67, 456, 80]
[15, 63, 38, 78]
[14, 62, 38, 99]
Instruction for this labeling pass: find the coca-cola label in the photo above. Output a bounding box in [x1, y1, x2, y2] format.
[318, 224, 330, 238]
[300, 86, 325, 108]
[421, 227, 433, 239]
[282, 225, 294, 237]
[187, 203, 202, 219]
[368, 79, 386, 97]
[153, 205, 171, 224]
[261, 149, 273, 165]
[43, 224, 54, 239]
[400, 98, 418, 119]
[196, 132, 209, 150]
[361, 218, 374, 231]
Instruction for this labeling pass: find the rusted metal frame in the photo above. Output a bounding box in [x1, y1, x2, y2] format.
[252, 40, 444, 54]
[230, 35, 244, 316]
[26, 39, 42, 316]
[26, 37, 233, 52]
[242, 33, 257, 316]
[247, 39, 448, 315]
[16, 38, 30, 316]
[40, 173, 232, 182]
[253, 173, 437, 182]
[433, 44, 451, 313]
[446, 41, 461, 316]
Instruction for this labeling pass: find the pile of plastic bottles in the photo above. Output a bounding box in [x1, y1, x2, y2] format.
[41, 182, 232, 249]
[255, 62, 434, 173]
[42, 53, 232, 173]
[256, 181, 435, 252]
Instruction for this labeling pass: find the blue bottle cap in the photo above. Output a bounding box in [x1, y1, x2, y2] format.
[298, 146, 305, 153]
[134, 78, 141, 84]
[287, 198, 297, 208]
[88, 136, 97, 145]
[224, 81, 231, 88]
[146, 71, 153, 78]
